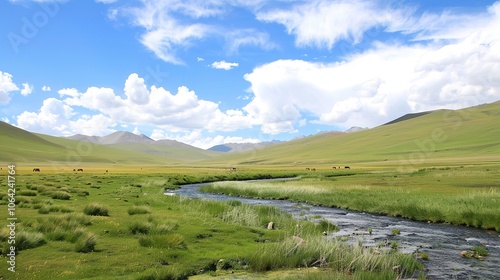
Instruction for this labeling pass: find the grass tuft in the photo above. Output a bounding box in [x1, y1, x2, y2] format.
[75, 232, 97, 253]
[15, 231, 47, 251]
[50, 191, 71, 200]
[83, 203, 109, 216]
[128, 205, 151, 215]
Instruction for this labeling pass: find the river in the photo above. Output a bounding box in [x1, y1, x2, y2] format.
[166, 179, 500, 279]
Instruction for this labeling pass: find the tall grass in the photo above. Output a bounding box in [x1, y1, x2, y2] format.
[138, 234, 187, 249]
[0, 231, 47, 252]
[247, 234, 422, 277]
[128, 205, 151, 215]
[75, 232, 97, 253]
[83, 203, 109, 216]
[202, 168, 500, 231]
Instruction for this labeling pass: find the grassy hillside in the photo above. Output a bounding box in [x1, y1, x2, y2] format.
[107, 142, 221, 161]
[0, 122, 178, 166]
[203, 101, 500, 168]
[0, 122, 65, 163]
[36, 134, 179, 166]
[2, 101, 500, 168]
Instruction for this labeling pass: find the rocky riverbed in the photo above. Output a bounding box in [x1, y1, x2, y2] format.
[167, 180, 500, 279]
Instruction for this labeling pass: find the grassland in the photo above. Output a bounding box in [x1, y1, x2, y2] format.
[0, 167, 424, 279]
[1, 102, 499, 279]
[201, 164, 500, 231]
[2, 101, 500, 168]
[201, 101, 500, 167]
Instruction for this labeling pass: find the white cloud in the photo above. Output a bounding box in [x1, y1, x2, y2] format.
[124, 73, 149, 105]
[197, 57, 204, 61]
[59, 73, 253, 132]
[0, 71, 19, 104]
[149, 129, 260, 149]
[113, 0, 272, 64]
[211, 60, 239, 70]
[58, 88, 79, 97]
[242, 4, 500, 133]
[20, 83, 34, 96]
[119, 0, 216, 64]
[225, 29, 277, 53]
[17, 98, 74, 134]
[16, 97, 116, 136]
[42, 85, 51, 92]
[256, 0, 409, 49]
[132, 127, 141, 135]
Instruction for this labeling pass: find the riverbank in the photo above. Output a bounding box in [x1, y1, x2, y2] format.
[201, 165, 500, 232]
[0, 168, 423, 279]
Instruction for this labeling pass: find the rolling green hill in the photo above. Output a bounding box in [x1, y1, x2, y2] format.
[2, 101, 499, 167]
[0, 122, 184, 165]
[107, 142, 221, 161]
[202, 101, 500, 168]
[0, 122, 66, 163]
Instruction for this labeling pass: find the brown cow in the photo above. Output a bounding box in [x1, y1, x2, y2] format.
[77, 168, 84, 172]
[332, 166, 336, 169]
[33, 168, 40, 172]
[345, 166, 350, 169]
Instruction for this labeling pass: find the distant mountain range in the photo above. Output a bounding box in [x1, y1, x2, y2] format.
[1, 100, 499, 166]
[67, 131, 154, 145]
[66, 131, 283, 153]
[207, 140, 283, 153]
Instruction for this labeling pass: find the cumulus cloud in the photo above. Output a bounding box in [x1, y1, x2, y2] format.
[16, 97, 116, 136]
[242, 3, 500, 133]
[59, 73, 253, 132]
[58, 88, 79, 97]
[0, 71, 19, 104]
[211, 60, 239, 70]
[42, 85, 51, 92]
[150, 129, 260, 149]
[124, 73, 149, 105]
[20, 83, 34, 96]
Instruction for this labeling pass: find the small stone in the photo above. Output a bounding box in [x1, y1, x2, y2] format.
[267, 222, 274, 230]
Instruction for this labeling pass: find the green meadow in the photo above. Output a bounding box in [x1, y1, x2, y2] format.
[1, 102, 500, 278]
[202, 165, 500, 231]
[0, 168, 425, 279]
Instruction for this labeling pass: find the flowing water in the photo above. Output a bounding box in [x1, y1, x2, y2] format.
[166, 179, 500, 279]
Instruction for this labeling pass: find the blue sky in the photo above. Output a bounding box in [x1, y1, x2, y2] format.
[1, 0, 499, 148]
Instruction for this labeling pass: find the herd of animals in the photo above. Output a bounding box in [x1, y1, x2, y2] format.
[30, 167, 350, 172]
[31, 168, 108, 173]
[306, 166, 350, 171]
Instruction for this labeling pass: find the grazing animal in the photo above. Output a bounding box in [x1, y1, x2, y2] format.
[73, 169, 76, 171]
[345, 166, 350, 169]
[77, 168, 84, 172]
[105, 170, 108, 173]
[306, 167, 310, 170]
[33, 168, 40, 172]
[332, 166, 336, 169]
[311, 168, 316, 171]
[230, 167, 237, 171]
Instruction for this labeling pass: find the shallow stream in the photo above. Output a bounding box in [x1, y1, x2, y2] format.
[166, 179, 500, 279]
